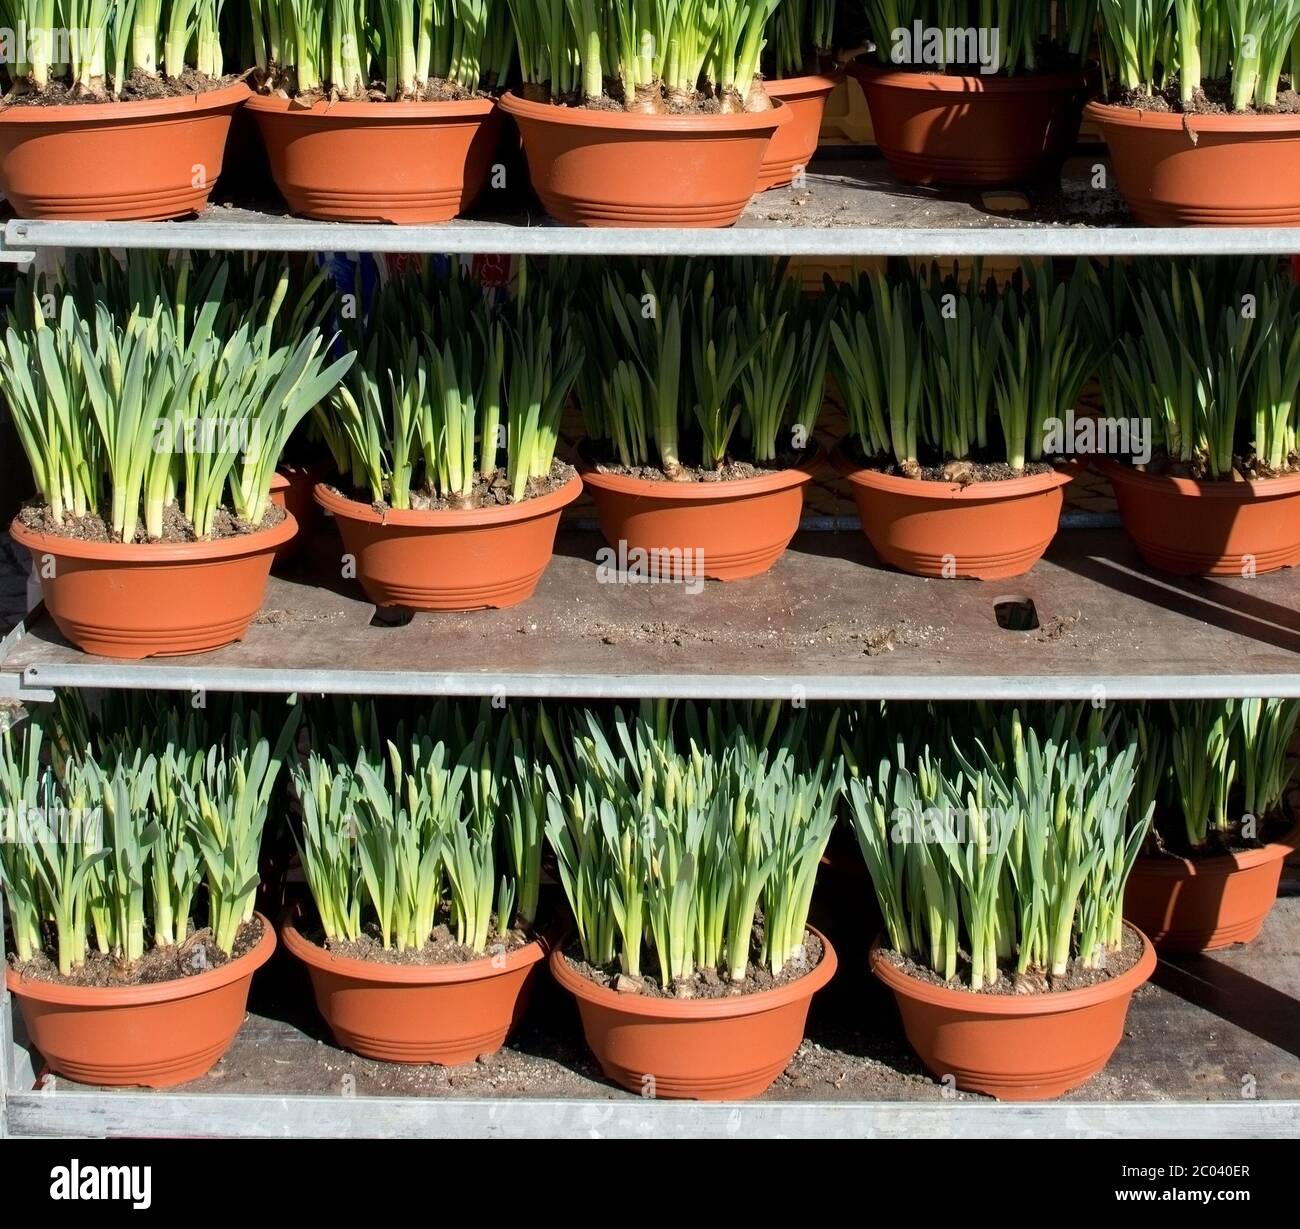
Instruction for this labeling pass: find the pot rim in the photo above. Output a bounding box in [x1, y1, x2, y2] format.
[869, 925, 1155, 1017]
[549, 924, 837, 1020]
[850, 64, 1092, 93]
[9, 510, 298, 562]
[281, 915, 549, 984]
[497, 89, 789, 132]
[1085, 98, 1300, 133]
[4, 911, 276, 1007]
[244, 92, 496, 119]
[1096, 456, 1300, 499]
[832, 443, 1073, 501]
[314, 473, 583, 527]
[578, 448, 822, 501]
[1132, 817, 1300, 878]
[762, 73, 842, 97]
[0, 78, 251, 124]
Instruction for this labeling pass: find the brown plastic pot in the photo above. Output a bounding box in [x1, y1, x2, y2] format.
[498, 91, 786, 227]
[1097, 459, 1300, 576]
[871, 928, 1155, 1101]
[579, 453, 819, 582]
[269, 463, 329, 568]
[1086, 102, 1300, 226]
[246, 94, 500, 223]
[282, 916, 547, 1065]
[1124, 820, 1300, 953]
[757, 74, 839, 190]
[551, 927, 837, 1100]
[315, 475, 582, 610]
[832, 446, 1072, 579]
[10, 513, 294, 659]
[850, 65, 1090, 186]
[6, 914, 274, 1088]
[0, 80, 249, 220]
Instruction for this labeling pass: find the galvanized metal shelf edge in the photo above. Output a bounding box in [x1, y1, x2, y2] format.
[10, 217, 1300, 258]
[6, 1090, 1297, 1140]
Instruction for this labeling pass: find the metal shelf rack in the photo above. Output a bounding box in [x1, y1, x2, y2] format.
[3, 155, 1299, 1139]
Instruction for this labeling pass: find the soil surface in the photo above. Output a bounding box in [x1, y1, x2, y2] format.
[2, 70, 240, 107]
[547, 82, 731, 115]
[1147, 808, 1295, 861]
[1111, 79, 1300, 116]
[1129, 448, 1300, 482]
[878, 921, 1146, 996]
[586, 444, 812, 485]
[334, 460, 576, 513]
[563, 929, 823, 1000]
[17, 500, 286, 544]
[874, 42, 1082, 78]
[315, 922, 533, 966]
[278, 76, 484, 106]
[842, 441, 1057, 485]
[10, 917, 263, 987]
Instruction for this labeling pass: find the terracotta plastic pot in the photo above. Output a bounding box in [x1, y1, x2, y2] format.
[0, 80, 249, 220]
[871, 928, 1155, 1101]
[6, 914, 274, 1088]
[757, 74, 838, 190]
[10, 513, 294, 659]
[580, 454, 818, 582]
[1124, 820, 1300, 953]
[1086, 102, 1300, 226]
[1097, 459, 1300, 576]
[246, 95, 500, 223]
[269, 463, 329, 567]
[315, 475, 582, 610]
[832, 446, 1072, 579]
[498, 91, 786, 227]
[282, 917, 547, 1065]
[551, 927, 837, 1100]
[850, 65, 1090, 186]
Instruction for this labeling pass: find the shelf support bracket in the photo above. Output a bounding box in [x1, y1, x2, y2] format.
[0, 223, 36, 266]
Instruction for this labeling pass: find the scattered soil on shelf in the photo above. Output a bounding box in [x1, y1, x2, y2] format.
[9, 918, 263, 988]
[311, 922, 533, 967]
[1146, 809, 1295, 862]
[330, 460, 576, 514]
[586, 446, 813, 485]
[1110, 78, 1300, 116]
[1128, 448, 1300, 482]
[563, 928, 823, 1000]
[878, 921, 1145, 997]
[16, 500, 286, 544]
[1035, 612, 1082, 644]
[1, 70, 240, 108]
[842, 442, 1057, 485]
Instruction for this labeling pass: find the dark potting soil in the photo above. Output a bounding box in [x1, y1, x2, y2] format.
[876, 41, 1083, 78]
[17, 500, 287, 544]
[333, 459, 576, 514]
[278, 76, 486, 106]
[1110, 78, 1300, 116]
[1123, 447, 1300, 482]
[879, 921, 1146, 998]
[585, 440, 813, 484]
[842, 440, 1056, 485]
[563, 929, 824, 1000]
[1, 70, 241, 107]
[312, 922, 532, 966]
[542, 81, 733, 116]
[10, 917, 263, 988]
[1147, 809, 1295, 862]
